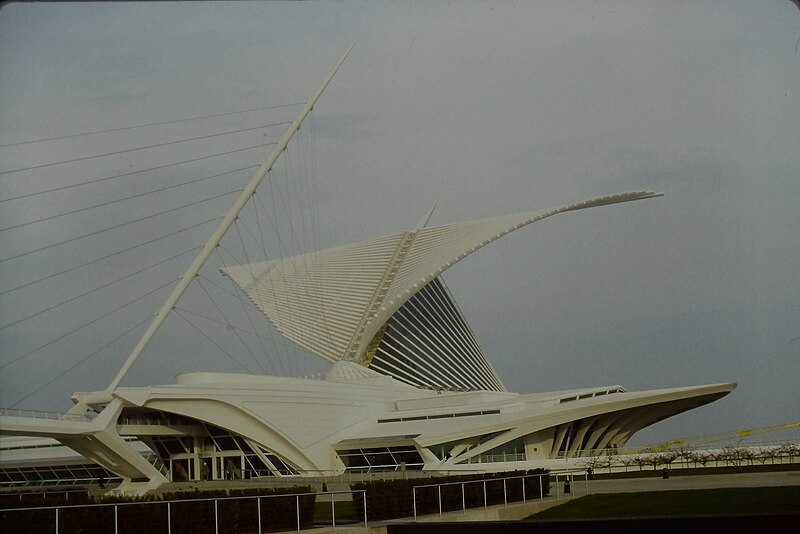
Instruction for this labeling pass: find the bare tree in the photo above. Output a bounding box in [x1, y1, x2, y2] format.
[603, 455, 621, 474]
[660, 451, 678, 470]
[580, 453, 605, 475]
[674, 448, 691, 469]
[632, 454, 649, 472]
[777, 443, 799, 464]
[647, 454, 662, 471]
[694, 450, 712, 469]
[753, 447, 772, 466]
[620, 455, 638, 473]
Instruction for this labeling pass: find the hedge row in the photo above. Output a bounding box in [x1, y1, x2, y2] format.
[0, 486, 314, 534]
[352, 469, 549, 521]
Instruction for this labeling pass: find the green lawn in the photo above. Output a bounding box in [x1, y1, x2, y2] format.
[313, 500, 357, 522]
[528, 486, 800, 519]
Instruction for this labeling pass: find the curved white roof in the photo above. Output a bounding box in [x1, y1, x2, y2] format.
[222, 191, 662, 377]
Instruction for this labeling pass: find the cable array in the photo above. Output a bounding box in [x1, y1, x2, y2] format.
[0, 121, 289, 176]
[0, 102, 328, 408]
[0, 102, 301, 148]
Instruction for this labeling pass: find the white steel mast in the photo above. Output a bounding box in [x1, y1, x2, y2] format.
[104, 46, 354, 395]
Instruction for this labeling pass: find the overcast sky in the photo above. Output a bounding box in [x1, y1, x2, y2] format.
[1, 1, 798, 447]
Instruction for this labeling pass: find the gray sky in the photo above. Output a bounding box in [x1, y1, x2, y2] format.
[1, 1, 798, 447]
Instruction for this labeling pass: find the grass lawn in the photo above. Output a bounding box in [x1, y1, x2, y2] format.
[313, 500, 358, 522]
[528, 486, 800, 519]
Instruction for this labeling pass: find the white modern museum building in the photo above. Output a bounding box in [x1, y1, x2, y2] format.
[0, 53, 734, 492]
[0, 191, 735, 492]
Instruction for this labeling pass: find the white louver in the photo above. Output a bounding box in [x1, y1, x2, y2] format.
[368, 277, 506, 392]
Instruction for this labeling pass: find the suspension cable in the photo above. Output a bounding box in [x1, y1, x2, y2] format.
[0, 142, 275, 203]
[0, 122, 289, 175]
[10, 315, 152, 408]
[0, 165, 256, 233]
[0, 277, 178, 371]
[1, 245, 199, 332]
[173, 309, 250, 373]
[215, 244, 287, 376]
[0, 190, 238, 264]
[194, 276, 268, 374]
[233, 218, 276, 370]
[0, 102, 302, 149]
[1, 217, 219, 297]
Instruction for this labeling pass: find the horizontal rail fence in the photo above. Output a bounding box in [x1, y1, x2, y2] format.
[0, 489, 365, 534]
[0, 408, 94, 422]
[411, 471, 587, 521]
[551, 471, 588, 499]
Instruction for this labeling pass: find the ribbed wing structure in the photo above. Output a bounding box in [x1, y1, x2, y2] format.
[222, 234, 401, 361]
[221, 191, 661, 389]
[367, 277, 505, 391]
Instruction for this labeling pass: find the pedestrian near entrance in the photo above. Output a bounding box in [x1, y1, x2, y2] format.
[225, 459, 236, 480]
[174, 462, 188, 481]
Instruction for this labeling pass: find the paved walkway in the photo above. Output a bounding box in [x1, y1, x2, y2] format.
[587, 470, 800, 494]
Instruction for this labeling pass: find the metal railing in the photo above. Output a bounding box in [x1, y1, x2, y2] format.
[141, 451, 170, 477]
[0, 489, 367, 533]
[467, 452, 527, 464]
[255, 468, 508, 484]
[117, 415, 200, 426]
[411, 471, 588, 521]
[0, 408, 94, 422]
